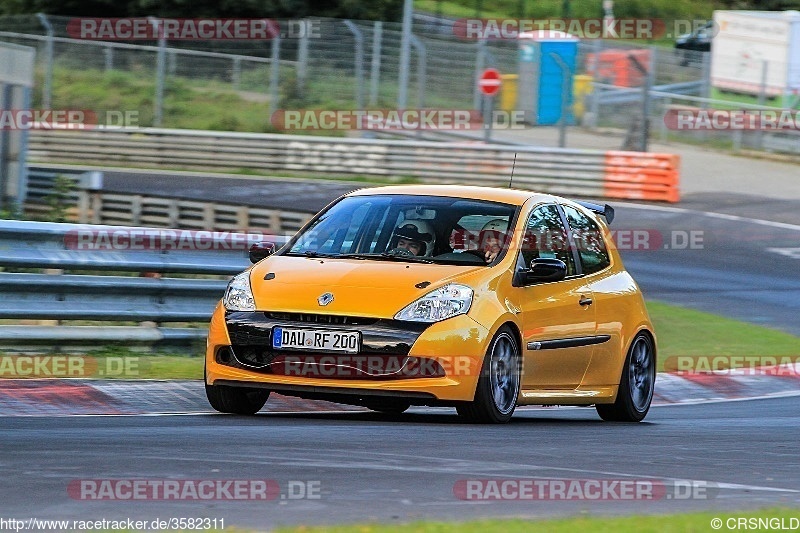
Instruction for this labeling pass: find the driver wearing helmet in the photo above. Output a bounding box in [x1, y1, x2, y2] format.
[479, 218, 508, 263]
[389, 220, 436, 257]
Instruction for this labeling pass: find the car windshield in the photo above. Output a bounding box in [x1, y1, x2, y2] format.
[285, 194, 518, 265]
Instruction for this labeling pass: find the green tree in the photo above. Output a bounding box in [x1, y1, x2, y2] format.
[0, 0, 404, 20]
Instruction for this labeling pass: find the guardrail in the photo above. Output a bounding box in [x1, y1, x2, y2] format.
[0, 219, 288, 351]
[29, 128, 681, 202]
[592, 80, 704, 106]
[24, 166, 314, 233]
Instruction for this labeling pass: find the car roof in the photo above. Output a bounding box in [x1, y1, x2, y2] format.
[346, 185, 555, 207]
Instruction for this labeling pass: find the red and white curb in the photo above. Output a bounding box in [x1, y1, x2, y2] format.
[0, 369, 798, 416]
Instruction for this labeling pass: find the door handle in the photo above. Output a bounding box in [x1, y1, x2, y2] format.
[579, 296, 593, 306]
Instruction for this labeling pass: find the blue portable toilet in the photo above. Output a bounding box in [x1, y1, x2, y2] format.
[517, 30, 579, 125]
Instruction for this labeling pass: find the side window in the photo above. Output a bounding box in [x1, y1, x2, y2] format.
[562, 205, 611, 275]
[518, 204, 576, 276]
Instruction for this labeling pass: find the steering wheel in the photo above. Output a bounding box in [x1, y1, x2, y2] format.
[385, 247, 416, 258]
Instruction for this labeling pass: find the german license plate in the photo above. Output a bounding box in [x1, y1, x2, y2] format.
[272, 327, 360, 353]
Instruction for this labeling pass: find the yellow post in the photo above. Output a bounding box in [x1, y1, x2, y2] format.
[499, 74, 518, 113]
[573, 74, 593, 120]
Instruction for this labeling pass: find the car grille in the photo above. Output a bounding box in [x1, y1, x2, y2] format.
[217, 346, 445, 380]
[263, 312, 378, 326]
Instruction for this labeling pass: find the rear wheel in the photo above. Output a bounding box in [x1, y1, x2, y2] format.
[596, 333, 655, 422]
[205, 365, 269, 415]
[457, 327, 520, 424]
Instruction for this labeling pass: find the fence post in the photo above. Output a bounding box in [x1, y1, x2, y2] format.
[343, 20, 365, 110]
[409, 35, 426, 109]
[269, 34, 281, 117]
[397, 0, 413, 109]
[369, 21, 383, 106]
[0, 85, 10, 211]
[473, 40, 486, 110]
[756, 60, 768, 150]
[701, 51, 711, 100]
[660, 96, 670, 143]
[297, 23, 309, 97]
[549, 52, 570, 148]
[149, 17, 167, 128]
[588, 38, 603, 129]
[232, 56, 242, 90]
[104, 45, 114, 71]
[167, 49, 177, 76]
[35, 13, 53, 109]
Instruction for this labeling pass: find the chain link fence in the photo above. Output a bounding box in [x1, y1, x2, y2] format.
[0, 14, 798, 154]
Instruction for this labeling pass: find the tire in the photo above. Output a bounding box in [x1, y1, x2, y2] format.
[596, 333, 655, 422]
[364, 400, 411, 415]
[205, 364, 269, 415]
[456, 327, 520, 424]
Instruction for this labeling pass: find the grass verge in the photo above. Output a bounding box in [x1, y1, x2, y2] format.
[647, 300, 800, 371]
[275, 507, 799, 533]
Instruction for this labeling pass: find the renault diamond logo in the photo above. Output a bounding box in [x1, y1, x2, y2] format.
[318, 292, 334, 306]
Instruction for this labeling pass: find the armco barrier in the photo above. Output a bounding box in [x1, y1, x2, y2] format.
[28, 128, 681, 203]
[0, 219, 288, 351]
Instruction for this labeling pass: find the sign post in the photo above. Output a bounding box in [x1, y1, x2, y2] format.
[478, 68, 502, 143]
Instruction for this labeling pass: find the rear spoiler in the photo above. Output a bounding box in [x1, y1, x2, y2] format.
[575, 201, 615, 225]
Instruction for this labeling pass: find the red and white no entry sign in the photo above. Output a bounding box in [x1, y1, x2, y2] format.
[478, 68, 502, 96]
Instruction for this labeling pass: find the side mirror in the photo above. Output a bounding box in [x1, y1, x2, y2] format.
[249, 241, 276, 264]
[513, 258, 567, 286]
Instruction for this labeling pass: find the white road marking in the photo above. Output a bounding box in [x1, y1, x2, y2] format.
[767, 247, 800, 260]
[619, 201, 800, 232]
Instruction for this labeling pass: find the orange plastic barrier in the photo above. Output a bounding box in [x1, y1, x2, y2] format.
[602, 151, 680, 203]
[585, 49, 652, 88]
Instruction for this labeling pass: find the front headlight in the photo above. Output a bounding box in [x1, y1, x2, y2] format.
[394, 284, 473, 323]
[223, 272, 255, 311]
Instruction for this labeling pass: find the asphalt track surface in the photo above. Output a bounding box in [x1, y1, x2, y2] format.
[4, 169, 798, 529]
[1, 397, 799, 528]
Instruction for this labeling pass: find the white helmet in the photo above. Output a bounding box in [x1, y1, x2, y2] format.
[481, 219, 508, 233]
[479, 218, 509, 249]
[392, 219, 436, 256]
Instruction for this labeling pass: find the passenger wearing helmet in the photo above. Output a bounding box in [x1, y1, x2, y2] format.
[479, 218, 508, 263]
[388, 219, 436, 257]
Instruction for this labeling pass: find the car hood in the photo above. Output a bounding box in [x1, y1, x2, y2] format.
[248, 255, 484, 318]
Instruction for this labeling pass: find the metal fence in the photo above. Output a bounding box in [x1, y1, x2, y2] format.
[0, 15, 702, 124]
[2, 14, 797, 156]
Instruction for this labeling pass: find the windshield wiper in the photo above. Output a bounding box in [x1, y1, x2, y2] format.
[289, 251, 434, 264]
[338, 253, 434, 264]
[287, 251, 340, 259]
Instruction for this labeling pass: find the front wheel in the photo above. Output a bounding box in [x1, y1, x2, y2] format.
[596, 333, 655, 422]
[457, 327, 520, 424]
[205, 364, 269, 415]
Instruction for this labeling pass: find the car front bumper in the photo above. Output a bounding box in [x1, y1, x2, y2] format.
[205, 303, 490, 403]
